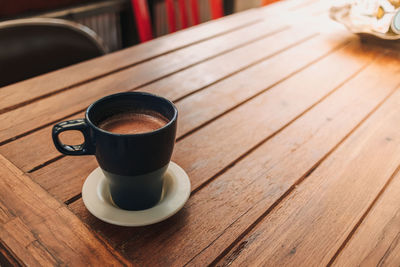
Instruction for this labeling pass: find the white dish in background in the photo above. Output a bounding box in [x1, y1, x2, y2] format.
[330, 4, 400, 40]
[82, 161, 191, 227]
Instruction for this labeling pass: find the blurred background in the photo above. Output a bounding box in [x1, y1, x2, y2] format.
[0, 0, 271, 52]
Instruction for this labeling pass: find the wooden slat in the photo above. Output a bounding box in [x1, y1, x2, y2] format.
[0, 154, 128, 266]
[0, 1, 314, 113]
[70, 48, 400, 267]
[0, 0, 309, 112]
[333, 168, 400, 266]
[27, 32, 372, 203]
[0, 20, 288, 144]
[0, 16, 340, 171]
[172, 40, 378, 190]
[0, 0, 330, 117]
[0, 24, 316, 172]
[0, 24, 335, 173]
[0, 8, 262, 113]
[173, 30, 343, 137]
[0, 113, 84, 173]
[137, 24, 320, 105]
[215, 70, 400, 267]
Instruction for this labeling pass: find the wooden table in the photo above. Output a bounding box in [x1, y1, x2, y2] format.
[2, 0, 400, 265]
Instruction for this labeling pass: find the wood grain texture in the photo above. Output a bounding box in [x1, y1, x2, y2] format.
[0, 0, 332, 143]
[0, 154, 129, 266]
[0, 23, 338, 174]
[2, 1, 389, 265]
[0, 24, 316, 173]
[172, 39, 378, 191]
[0, 112, 84, 173]
[216, 66, 400, 267]
[69, 43, 400, 267]
[0, 8, 262, 113]
[0, 0, 318, 115]
[28, 34, 374, 204]
[333, 166, 400, 266]
[173, 29, 345, 137]
[136, 23, 319, 105]
[0, 20, 287, 144]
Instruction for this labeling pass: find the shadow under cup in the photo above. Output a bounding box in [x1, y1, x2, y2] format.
[52, 92, 178, 210]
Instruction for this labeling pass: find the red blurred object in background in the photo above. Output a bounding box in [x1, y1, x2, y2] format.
[131, 0, 223, 43]
[131, 0, 153, 42]
[209, 0, 223, 19]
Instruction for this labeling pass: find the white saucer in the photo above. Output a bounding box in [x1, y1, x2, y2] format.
[82, 162, 191, 227]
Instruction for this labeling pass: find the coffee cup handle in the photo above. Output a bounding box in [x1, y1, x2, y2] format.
[52, 119, 94, 156]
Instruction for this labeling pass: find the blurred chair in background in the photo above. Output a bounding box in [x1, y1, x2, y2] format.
[131, 0, 224, 43]
[0, 18, 106, 87]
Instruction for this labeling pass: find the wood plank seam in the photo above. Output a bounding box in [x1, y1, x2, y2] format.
[188, 55, 391, 266]
[172, 32, 318, 103]
[0, 154, 131, 266]
[25, 32, 344, 203]
[0, 7, 264, 113]
[113, 46, 392, 266]
[374, 222, 400, 266]
[1, 24, 340, 177]
[214, 77, 400, 267]
[38, 32, 327, 205]
[0, 19, 263, 115]
[64, 209, 132, 267]
[0, 240, 23, 267]
[0, 0, 328, 114]
[3, 26, 314, 170]
[1, 2, 369, 264]
[125, 26, 290, 101]
[24, 34, 369, 207]
[64, 193, 82, 205]
[59, 36, 389, 265]
[27, 155, 64, 174]
[0, 14, 341, 145]
[218, 83, 399, 265]
[1, 26, 341, 176]
[0, 109, 84, 147]
[65, 37, 371, 207]
[175, 37, 349, 142]
[328, 156, 400, 266]
[378, 244, 397, 266]
[24, 39, 377, 210]
[0, 24, 290, 146]
[188, 204, 255, 263]
[4, 25, 362, 202]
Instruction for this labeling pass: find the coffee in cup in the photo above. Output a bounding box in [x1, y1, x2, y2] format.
[52, 92, 178, 210]
[98, 110, 169, 135]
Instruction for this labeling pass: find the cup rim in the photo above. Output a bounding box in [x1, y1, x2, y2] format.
[85, 91, 178, 137]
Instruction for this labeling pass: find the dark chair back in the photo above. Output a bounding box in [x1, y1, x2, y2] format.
[0, 18, 106, 87]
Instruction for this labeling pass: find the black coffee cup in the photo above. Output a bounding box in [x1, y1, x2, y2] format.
[52, 92, 178, 210]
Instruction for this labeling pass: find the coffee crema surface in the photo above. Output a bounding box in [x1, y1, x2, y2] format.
[98, 111, 169, 134]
